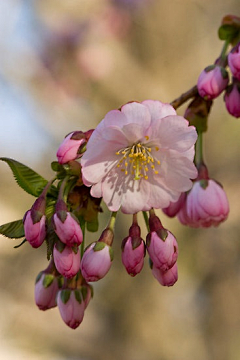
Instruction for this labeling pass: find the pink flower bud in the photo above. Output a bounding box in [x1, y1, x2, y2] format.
[35, 272, 59, 310]
[197, 65, 229, 100]
[177, 179, 229, 227]
[53, 212, 83, 247]
[228, 43, 240, 81]
[81, 242, 113, 282]
[56, 131, 87, 164]
[162, 193, 186, 218]
[146, 230, 178, 272]
[224, 82, 240, 118]
[121, 236, 145, 276]
[53, 243, 80, 278]
[23, 210, 46, 248]
[151, 263, 178, 287]
[57, 289, 85, 329]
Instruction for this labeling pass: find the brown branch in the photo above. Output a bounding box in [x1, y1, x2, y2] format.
[170, 85, 198, 110]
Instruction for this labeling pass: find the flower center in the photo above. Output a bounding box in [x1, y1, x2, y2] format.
[115, 140, 160, 180]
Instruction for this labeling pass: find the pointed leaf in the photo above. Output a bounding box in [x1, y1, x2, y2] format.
[0, 219, 24, 239]
[0, 157, 57, 197]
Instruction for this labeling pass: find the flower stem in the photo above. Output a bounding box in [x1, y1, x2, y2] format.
[142, 211, 150, 232]
[80, 221, 85, 258]
[108, 211, 118, 231]
[194, 132, 204, 166]
[170, 85, 198, 110]
[220, 40, 230, 61]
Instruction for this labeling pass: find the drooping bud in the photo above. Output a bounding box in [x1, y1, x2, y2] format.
[35, 274, 59, 310]
[177, 179, 229, 228]
[53, 199, 83, 246]
[53, 242, 81, 278]
[23, 196, 47, 248]
[57, 289, 85, 329]
[146, 212, 178, 272]
[56, 130, 94, 164]
[151, 263, 178, 287]
[224, 81, 240, 118]
[81, 240, 113, 282]
[197, 65, 229, 100]
[162, 193, 186, 218]
[121, 219, 145, 276]
[228, 43, 240, 81]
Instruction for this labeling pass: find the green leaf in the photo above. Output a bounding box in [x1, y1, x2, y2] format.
[0, 219, 24, 239]
[0, 157, 57, 197]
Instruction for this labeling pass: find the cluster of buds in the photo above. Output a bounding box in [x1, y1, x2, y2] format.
[22, 129, 110, 329]
[1, 14, 239, 331]
[197, 15, 240, 118]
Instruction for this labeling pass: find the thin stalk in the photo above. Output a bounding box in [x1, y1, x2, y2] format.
[170, 85, 198, 110]
[194, 132, 204, 166]
[142, 211, 150, 232]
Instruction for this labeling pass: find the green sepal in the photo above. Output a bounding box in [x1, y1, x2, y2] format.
[51, 161, 62, 172]
[149, 257, 153, 269]
[35, 272, 43, 284]
[109, 246, 114, 262]
[204, 65, 216, 72]
[72, 245, 79, 255]
[218, 24, 240, 44]
[60, 289, 71, 304]
[58, 276, 64, 289]
[156, 228, 168, 241]
[220, 67, 229, 79]
[43, 274, 54, 288]
[94, 241, 106, 251]
[56, 210, 68, 223]
[199, 179, 209, 189]
[14, 239, 27, 248]
[0, 157, 57, 197]
[131, 236, 142, 250]
[74, 289, 82, 304]
[55, 239, 66, 253]
[0, 219, 25, 239]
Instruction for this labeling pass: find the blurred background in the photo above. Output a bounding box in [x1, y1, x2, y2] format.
[0, 0, 240, 359]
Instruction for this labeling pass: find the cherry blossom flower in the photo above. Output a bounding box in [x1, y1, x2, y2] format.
[81, 100, 198, 214]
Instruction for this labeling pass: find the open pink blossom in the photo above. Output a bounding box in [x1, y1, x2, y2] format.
[81, 100, 198, 214]
[178, 179, 229, 227]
